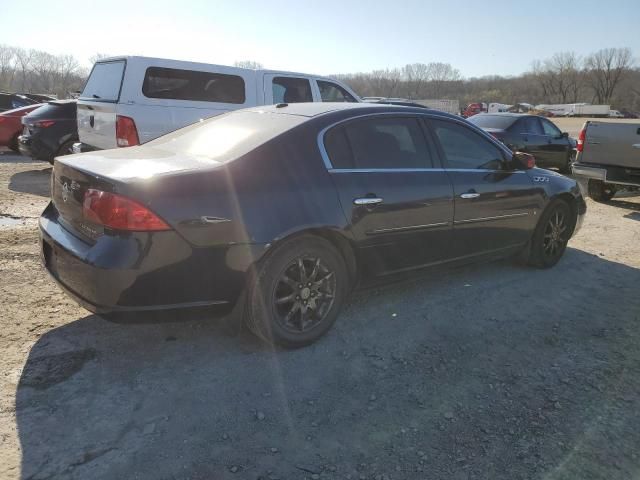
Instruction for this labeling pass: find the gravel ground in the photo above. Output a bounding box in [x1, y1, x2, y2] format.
[1, 149, 640, 480]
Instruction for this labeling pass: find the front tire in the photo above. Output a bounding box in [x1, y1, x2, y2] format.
[526, 200, 573, 269]
[588, 179, 615, 202]
[245, 235, 349, 348]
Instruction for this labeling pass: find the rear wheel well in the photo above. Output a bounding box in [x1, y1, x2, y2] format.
[266, 229, 358, 289]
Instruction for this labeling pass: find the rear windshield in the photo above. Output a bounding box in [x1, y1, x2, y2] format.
[80, 61, 126, 102]
[146, 111, 305, 163]
[467, 114, 516, 129]
[142, 67, 246, 104]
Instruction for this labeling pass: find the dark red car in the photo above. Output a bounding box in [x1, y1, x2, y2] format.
[0, 104, 42, 152]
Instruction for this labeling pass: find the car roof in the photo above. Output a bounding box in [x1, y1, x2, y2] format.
[474, 112, 528, 117]
[242, 102, 453, 119]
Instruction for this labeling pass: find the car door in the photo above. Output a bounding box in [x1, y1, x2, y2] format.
[263, 75, 316, 104]
[427, 117, 540, 258]
[322, 115, 454, 275]
[539, 117, 570, 168]
[510, 117, 549, 166]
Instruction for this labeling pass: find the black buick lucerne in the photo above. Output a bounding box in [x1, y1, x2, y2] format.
[40, 103, 586, 347]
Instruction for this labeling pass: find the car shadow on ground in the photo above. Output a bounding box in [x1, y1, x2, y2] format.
[15, 248, 640, 479]
[8, 168, 51, 198]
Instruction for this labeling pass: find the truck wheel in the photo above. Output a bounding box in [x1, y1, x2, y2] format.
[588, 180, 615, 202]
[526, 199, 572, 269]
[244, 235, 349, 348]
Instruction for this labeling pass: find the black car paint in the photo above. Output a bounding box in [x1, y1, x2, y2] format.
[18, 100, 78, 162]
[468, 113, 574, 170]
[40, 104, 586, 314]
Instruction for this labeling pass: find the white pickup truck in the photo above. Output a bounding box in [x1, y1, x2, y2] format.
[572, 121, 640, 201]
[74, 56, 360, 152]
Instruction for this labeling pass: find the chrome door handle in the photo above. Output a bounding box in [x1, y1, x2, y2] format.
[460, 193, 480, 199]
[354, 197, 383, 205]
[632, 144, 640, 149]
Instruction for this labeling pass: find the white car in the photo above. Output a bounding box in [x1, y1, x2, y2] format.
[75, 56, 360, 151]
[608, 109, 624, 118]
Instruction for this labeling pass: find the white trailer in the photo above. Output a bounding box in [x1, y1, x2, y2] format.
[536, 103, 610, 117]
[415, 99, 460, 115]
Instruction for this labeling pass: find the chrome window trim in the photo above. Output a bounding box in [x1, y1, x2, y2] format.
[317, 111, 514, 171]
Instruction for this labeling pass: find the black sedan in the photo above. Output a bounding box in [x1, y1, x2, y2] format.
[467, 113, 575, 172]
[40, 103, 586, 347]
[18, 100, 78, 163]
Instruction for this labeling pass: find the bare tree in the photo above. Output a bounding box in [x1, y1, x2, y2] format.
[585, 48, 634, 104]
[234, 60, 264, 69]
[89, 53, 111, 65]
[532, 52, 583, 103]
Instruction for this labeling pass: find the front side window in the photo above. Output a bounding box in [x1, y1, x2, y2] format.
[431, 119, 505, 170]
[324, 117, 432, 169]
[81, 61, 126, 102]
[317, 80, 356, 102]
[142, 67, 246, 104]
[523, 117, 544, 135]
[541, 118, 562, 137]
[272, 77, 313, 103]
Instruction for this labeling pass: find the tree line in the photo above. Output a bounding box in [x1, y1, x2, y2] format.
[1, 43, 638, 112]
[334, 48, 638, 111]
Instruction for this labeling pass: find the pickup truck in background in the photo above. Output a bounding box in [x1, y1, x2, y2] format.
[572, 121, 640, 201]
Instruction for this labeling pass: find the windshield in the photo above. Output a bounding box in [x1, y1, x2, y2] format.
[467, 114, 517, 129]
[147, 110, 305, 162]
[80, 61, 126, 102]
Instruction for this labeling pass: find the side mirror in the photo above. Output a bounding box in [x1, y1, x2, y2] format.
[561, 132, 569, 138]
[511, 151, 536, 170]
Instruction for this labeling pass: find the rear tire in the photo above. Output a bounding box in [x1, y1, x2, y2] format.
[559, 151, 575, 174]
[525, 199, 573, 269]
[8, 135, 20, 153]
[588, 179, 615, 202]
[244, 235, 348, 348]
[49, 139, 76, 164]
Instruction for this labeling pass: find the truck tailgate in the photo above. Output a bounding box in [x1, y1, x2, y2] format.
[580, 122, 640, 169]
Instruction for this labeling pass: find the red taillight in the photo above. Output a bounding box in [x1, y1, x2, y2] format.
[35, 120, 56, 128]
[116, 115, 139, 147]
[82, 189, 170, 231]
[577, 127, 586, 152]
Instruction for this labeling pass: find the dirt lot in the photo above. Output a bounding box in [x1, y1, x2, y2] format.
[1, 149, 640, 480]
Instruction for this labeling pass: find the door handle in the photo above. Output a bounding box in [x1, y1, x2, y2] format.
[632, 144, 640, 149]
[354, 197, 383, 206]
[460, 193, 480, 199]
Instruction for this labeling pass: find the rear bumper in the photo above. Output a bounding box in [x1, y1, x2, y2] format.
[39, 202, 252, 314]
[572, 162, 640, 188]
[18, 134, 55, 161]
[72, 142, 100, 154]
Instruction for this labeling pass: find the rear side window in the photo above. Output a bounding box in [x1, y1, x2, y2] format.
[431, 119, 505, 170]
[272, 77, 313, 103]
[317, 80, 356, 102]
[325, 117, 433, 169]
[143, 67, 246, 104]
[81, 61, 126, 102]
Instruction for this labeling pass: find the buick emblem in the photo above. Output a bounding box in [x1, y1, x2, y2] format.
[62, 182, 70, 203]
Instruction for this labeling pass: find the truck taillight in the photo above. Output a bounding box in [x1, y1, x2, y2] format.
[82, 189, 170, 231]
[577, 126, 586, 152]
[116, 115, 139, 147]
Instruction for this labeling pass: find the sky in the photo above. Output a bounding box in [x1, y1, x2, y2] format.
[2, 0, 639, 78]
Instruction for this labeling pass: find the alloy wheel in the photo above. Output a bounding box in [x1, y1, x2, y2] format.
[273, 256, 336, 333]
[543, 210, 567, 258]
